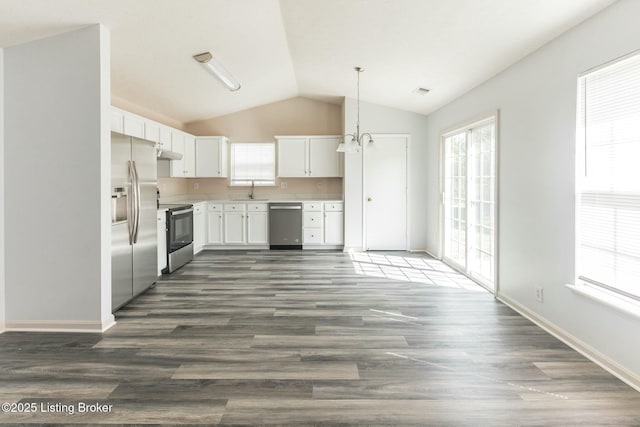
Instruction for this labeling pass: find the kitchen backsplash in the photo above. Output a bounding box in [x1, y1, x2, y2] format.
[158, 177, 343, 199]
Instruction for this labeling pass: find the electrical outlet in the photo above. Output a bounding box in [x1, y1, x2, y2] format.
[193, 182, 199, 190]
[280, 182, 287, 189]
[535, 287, 544, 303]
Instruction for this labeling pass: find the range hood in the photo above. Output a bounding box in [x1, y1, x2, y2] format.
[157, 148, 183, 160]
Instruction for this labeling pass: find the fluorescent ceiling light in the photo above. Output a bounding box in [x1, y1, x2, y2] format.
[193, 52, 241, 91]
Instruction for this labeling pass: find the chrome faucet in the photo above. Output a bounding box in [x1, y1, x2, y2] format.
[249, 180, 255, 199]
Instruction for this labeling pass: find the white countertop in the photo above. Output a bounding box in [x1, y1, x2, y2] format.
[160, 194, 343, 205]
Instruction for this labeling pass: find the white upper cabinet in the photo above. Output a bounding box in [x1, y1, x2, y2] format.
[309, 137, 341, 177]
[277, 137, 307, 177]
[144, 120, 161, 143]
[277, 136, 342, 178]
[111, 108, 124, 133]
[195, 136, 228, 177]
[170, 130, 185, 177]
[183, 134, 196, 177]
[123, 111, 145, 139]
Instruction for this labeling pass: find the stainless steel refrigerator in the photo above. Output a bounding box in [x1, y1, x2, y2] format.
[111, 131, 158, 312]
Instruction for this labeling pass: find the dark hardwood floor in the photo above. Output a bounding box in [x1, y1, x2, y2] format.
[1, 250, 639, 425]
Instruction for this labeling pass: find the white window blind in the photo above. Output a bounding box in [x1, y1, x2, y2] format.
[230, 142, 275, 186]
[577, 51, 640, 301]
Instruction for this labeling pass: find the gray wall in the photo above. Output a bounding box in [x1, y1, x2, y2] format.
[423, 0, 640, 382]
[0, 47, 5, 331]
[343, 98, 429, 251]
[4, 25, 113, 330]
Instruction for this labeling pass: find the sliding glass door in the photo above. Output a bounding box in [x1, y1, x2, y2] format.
[442, 117, 496, 291]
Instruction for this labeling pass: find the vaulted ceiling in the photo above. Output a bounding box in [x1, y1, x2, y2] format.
[0, 0, 617, 124]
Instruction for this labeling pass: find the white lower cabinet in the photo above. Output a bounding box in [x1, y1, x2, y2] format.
[193, 202, 206, 254]
[157, 210, 167, 275]
[324, 211, 344, 245]
[200, 200, 341, 249]
[224, 210, 246, 244]
[302, 201, 343, 248]
[247, 203, 268, 244]
[206, 203, 224, 244]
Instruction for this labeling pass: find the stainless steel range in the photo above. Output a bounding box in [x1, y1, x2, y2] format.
[160, 204, 194, 273]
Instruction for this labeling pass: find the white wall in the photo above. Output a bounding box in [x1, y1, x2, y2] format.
[423, 0, 640, 384]
[344, 98, 428, 251]
[0, 47, 5, 333]
[4, 25, 113, 331]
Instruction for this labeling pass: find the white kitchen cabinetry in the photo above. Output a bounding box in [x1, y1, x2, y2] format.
[206, 203, 224, 244]
[195, 136, 228, 177]
[324, 202, 344, 245]
[144, 121, 161, 143]
[171, 131, 196, 177]
[277, 136, 342, 178]
[247, 203, 268, 244]
[302, 201, 343, 248]
[111, 108, 125, 133]
[123, 111, 145, 139]
[183, 134, 196, 177]
[193, 202, 206, 254]
[224, 204, 246, 244]
[157, 210, 167, 276]
[277, 137, 307, 177]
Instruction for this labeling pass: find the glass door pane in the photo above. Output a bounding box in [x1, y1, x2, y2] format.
[443, 132, 467, 268]
[468, 123, 496, 288]
[442, 118, 496, 292]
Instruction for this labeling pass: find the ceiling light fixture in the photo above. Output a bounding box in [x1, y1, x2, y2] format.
[413, 87, 430, 95]
[337, 67, 373, 153]
[193, 52, 241, 91]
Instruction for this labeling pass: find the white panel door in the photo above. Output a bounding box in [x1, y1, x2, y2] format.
[309, 137, 341, 177]
[183, 134, 196, 177]
[207, 212, 223, 244]
[324, 211, 344, 244]
[170, 131, 185, 177]
[277, 138, 307, 177]
[365, 135, 407, 250]
[247, 212, 268, 244]
[224, 212, 245, 244]
[196, 137, 222, 177]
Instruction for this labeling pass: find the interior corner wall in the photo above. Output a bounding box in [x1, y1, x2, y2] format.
[0, 47, 5, 332]
[4, 25, 112, 330]
[423, 0, 640, 381]
[343, 98, 428, 251]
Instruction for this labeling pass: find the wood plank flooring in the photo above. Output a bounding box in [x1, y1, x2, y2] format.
[1, 250, 639, 425]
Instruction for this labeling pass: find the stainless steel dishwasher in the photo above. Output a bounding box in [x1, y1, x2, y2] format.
[268, 202, 303, 249]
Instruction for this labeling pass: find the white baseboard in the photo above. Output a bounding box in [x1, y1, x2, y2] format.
[0, 322, 5, 334]
[424, 248, 439, 259]
[408, 248, 427, 253]
[5, 318, 115, 334]
[498, 294, 640, 392]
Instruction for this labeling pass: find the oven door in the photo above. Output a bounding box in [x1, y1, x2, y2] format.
[167, 207, 194, 253]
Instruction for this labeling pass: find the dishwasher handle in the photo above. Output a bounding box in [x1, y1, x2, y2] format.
[269, 206, 302, 210]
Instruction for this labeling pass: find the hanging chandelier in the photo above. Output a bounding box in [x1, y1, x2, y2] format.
[337, 67, 374, 153]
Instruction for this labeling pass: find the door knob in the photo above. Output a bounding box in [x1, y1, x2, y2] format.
[367, 197, 373, 202]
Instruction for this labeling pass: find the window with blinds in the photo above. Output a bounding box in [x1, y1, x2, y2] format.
[230, 142, 276, 186]
[577, 51, 640, 302]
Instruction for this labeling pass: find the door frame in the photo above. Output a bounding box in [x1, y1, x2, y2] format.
[438, 112, 500, 295]
[362, 134, 410, 251]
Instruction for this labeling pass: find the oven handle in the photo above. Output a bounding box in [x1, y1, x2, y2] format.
[171, 208, 194, 216]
